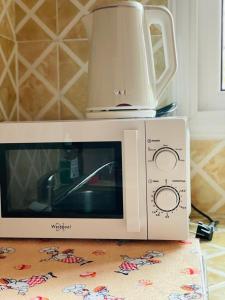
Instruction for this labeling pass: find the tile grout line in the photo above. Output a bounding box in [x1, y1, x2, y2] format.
[207, 266, 225, 278]
[205, 250, 225, 260]
[191, 160, 225, 198]
[56, 0, 60, 120]
[208, 281, 225, 292]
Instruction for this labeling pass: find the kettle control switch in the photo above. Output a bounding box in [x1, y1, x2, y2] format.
[154, 186, 180, 212]
[153, 147, 179, 171]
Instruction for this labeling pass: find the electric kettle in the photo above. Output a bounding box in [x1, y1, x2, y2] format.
[83, 1, 177, 118]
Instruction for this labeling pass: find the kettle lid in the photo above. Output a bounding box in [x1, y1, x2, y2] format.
[91, 1, 143, 12]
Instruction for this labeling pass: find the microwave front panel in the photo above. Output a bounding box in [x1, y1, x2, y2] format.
[0, 120, 147, 239]
[146, 118, 190, 240]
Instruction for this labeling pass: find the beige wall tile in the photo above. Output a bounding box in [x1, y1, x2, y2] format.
[16, 0, 56, 41]
[19, 0, 38, 9]
[0, 73, 17, 118]
[18, 41, 51, 64]
[15, 2, 26, 26]
[191, 140, 220, 163]
[0, 36, 14, 60]
[0, 0, 3, 11]
[9, 51, 17, 83]
[0, 108, 5, 121]
[16, 18, 52, 41]
[191, 174, 221, 212]
[207, 271, 225, 287]
[39, 101, 60, 120]
[210, 231, 225, 247]
[36, 0, 57, 34]
[63, 73, 88, 117]
[0, 0, 15, 41]
[59, 44, 80, 89]
[36, 44, 58, 89]
[18, 41, 59, 115]
[207, 254, 225, 272]
[57, 0, 79, 35]
[8, 0, 15, 34]
[209, 287, 225, 300]
[0, 14, 14, 41]
[203, 147, 225, 190]
[18, 41, 58, 89]
[19, 74, 56, 120]
[0, 35, 17, 121]
[18, 60, 27, 79]
[78, 0, 90, 5]
[63, 40, 89, 63]
[60, 101, 79, 120]
[10, 108, 17, 121]
[0, 51, 4, 77]
[64, 20, 87, 39]
[213, 202, 225, 216]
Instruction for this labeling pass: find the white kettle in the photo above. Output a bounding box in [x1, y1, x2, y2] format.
[83, 1, 177, 119]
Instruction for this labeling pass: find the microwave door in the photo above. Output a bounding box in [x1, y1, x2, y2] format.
[0, 119, 147, 239]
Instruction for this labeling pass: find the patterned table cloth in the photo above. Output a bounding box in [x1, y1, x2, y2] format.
[0, 238, 206, 300]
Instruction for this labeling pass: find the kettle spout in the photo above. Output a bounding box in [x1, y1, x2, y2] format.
[82, 13, 93, 39]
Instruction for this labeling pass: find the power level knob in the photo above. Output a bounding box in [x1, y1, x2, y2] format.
[154, 186, 180, 212]
[153, 147, 179, 171]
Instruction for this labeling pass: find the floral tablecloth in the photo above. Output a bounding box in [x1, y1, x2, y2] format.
[0, 238, 206, 300]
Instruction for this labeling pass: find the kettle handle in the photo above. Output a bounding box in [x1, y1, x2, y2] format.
[144, 6, 177, 101]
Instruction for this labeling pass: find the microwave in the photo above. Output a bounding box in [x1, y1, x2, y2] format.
[0, 117, 190, 240]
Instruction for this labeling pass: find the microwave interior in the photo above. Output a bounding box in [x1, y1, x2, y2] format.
[0, 142, 123, 219]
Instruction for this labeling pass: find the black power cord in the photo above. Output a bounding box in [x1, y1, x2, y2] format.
[191, 203, 219, 241]
[156, 102, 177, 117]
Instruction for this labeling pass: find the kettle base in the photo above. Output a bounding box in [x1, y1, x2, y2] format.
[86, 109, 156, 119]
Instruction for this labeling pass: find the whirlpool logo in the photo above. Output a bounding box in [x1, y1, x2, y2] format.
[51, 223, 72, 232]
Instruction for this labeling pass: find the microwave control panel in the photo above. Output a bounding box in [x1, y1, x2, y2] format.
[145, 118, 190, 240]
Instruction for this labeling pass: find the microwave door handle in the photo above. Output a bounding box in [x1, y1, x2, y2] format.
[123, 130, 141, 233]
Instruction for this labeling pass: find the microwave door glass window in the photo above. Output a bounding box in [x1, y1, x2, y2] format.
[0, 142, 123, 219]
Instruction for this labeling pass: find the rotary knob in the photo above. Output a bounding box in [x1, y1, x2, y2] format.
[153, 147, 179, 171]
[154, 186, 180, 212]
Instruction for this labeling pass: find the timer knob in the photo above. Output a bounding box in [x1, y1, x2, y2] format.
[153, 147, 179, 171]
[154, 186, 180, 212]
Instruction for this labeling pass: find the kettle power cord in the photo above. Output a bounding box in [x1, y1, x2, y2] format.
[156, 102, 177, 117]
[191, 203, 219, 241]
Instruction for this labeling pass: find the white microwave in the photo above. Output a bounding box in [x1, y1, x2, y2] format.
[0, 117, 190, 240]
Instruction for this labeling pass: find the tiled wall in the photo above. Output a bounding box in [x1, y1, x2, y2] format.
[0, 0, 17, 121]
[15, 0, 89, 120]
[191, 139, 225, 217]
